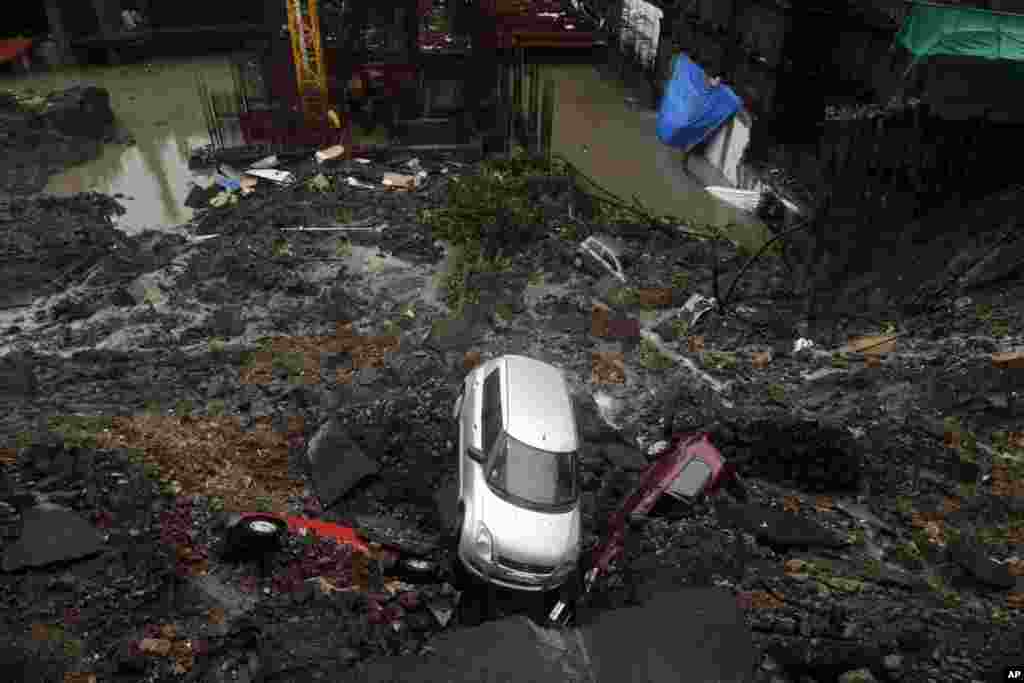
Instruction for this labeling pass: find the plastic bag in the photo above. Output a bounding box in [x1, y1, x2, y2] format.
[656, 54, 743, 151]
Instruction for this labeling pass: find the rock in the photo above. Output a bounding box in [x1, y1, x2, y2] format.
[882, 654, 903, 673]
[307, 418, 380, 508]
[838, 669, 878, 683]
[582, 588, 756, 683]
[715, 503, 846, 549]
[949, 538, 1016, 589]
[602, 442, 648, 471]
[2, 506, 105, 571]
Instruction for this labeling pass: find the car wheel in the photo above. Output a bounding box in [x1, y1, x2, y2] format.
[243, 515, 286, 539]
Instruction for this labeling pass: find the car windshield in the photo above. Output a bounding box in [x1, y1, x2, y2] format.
[486, 433, 577, 508]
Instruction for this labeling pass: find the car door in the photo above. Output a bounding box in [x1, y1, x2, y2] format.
[459, 366, 485, 502]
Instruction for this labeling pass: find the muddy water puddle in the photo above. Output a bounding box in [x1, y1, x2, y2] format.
[0, 55, 242, 234]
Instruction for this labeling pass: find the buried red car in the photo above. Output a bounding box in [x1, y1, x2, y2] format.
[548, 431, 747, 625]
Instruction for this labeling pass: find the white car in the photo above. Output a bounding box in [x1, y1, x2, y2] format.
[451, 355, 581, 591]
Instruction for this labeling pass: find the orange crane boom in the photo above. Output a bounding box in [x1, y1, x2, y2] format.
[286, 0, 329, 127]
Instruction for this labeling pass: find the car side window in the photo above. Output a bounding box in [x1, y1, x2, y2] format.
[482, 369, 502, 455]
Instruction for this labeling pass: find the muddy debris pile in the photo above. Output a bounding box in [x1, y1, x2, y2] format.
[0, 85, 127, 195]
[2, 132, 1024, 682]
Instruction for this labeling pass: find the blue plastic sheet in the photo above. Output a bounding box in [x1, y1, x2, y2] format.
[656, 54, 743, 150]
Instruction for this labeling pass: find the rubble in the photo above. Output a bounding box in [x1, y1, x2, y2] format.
[0, 98, 1021, 681]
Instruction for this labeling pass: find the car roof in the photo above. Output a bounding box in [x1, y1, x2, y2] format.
[500, 355, 578, 453]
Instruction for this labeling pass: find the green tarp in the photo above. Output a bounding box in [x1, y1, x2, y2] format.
[896, 1, 1024, 63]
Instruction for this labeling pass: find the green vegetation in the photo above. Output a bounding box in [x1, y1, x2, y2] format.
[957, 481, 977, 499]
[863, 557, 882, 578]
[557, 223, 578, 241]
[527, 270, 544, 286]
[992, 607, 1012, 626]
[419, 152, 553, 313]
[62, 638, 83, 659]
[670, 271, 690, 290]
[335, 206, 354, 223]
[381, 320, 402, 337]
[209, 497, 225, 513]
[608, 286, 638, 307]
[208, 337, 226, 354]
[831, 352, 849, 369]
[306, 173, 332, 193]
[766, 384, 786, 403]
[495, 302, 515, 321]
[335, 238, 353, 258]
[893, 540, 922, 564]
[975, 303, 994, 322]
[47, 415, 114, 449]
[639, 338, 674, 371]
[895, 496, 914, 515]
[848, 528, 866, 546]
[272, 351, 305, 380]
[702, 350, 738, 371]
[670, 318, 689, 340]
[15, 431, 33, 449]
[254, 496, 274, 512]
[206, 400, 226, 418]
[926, 574, 961, 608]
[174, 399, 194, 417]
[272, 238, 293, 258]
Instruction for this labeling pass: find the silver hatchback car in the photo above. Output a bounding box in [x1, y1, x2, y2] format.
[451, 355, 581, 591]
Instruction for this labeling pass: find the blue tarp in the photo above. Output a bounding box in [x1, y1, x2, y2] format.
[656, 54, 743, 151]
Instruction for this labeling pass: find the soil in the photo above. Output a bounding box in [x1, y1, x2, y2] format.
[2, 87, 1024, 683]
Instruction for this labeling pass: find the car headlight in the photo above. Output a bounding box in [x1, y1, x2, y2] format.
[474, 523, 493, 564]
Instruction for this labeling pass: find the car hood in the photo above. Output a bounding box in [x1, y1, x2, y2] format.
[479, 484, 579, 566]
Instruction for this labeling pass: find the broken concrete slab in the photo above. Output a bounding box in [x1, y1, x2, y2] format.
[357, 616, 572, 683]
[2, 505, 105, 572]
[581, 587, 756, 683]
[716, 503, 846, 549]
[949, 539, 1017, 590]
[307, 418, 380, 508]
[602, 442, 648, 471]
[353, 514, 442, 557]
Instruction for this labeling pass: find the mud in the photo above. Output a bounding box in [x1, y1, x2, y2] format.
[2, 86, 1024, 682]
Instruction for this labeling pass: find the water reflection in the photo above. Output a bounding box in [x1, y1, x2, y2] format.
[0, 56, 238, 234]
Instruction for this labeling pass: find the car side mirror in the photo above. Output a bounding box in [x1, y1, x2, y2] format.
[467, 447, 486, 463]
[452, 393, 463, 422]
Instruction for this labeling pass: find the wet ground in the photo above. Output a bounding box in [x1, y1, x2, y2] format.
[1, 76, 1024, 682]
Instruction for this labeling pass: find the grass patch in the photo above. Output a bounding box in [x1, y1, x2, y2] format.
[639, 338, 674, 371]
[863, 557, 882, 578]
[956, 481, 977, 499]
[766, 384, 786, 403]
[557, 223, 578, 241]
[527, 270, 544, 286]
[306, 173, 332, 193]
[335, 206, 354, 223]
[208, 337, 226, 354]
[174, 399, 194, 417]
[831, 353, 849, 369]
[495, 302, 515, 321]
[848, 528, 866, 546]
